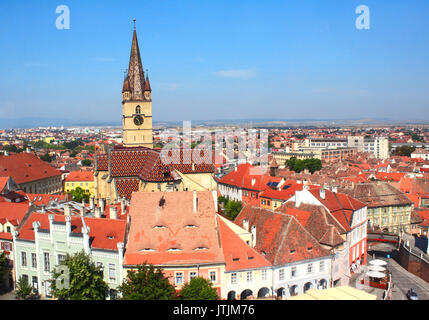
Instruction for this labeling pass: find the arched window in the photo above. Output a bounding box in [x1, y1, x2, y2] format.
[135, 105, 141, 114]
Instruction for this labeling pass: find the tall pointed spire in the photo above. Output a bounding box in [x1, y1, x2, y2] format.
[126, 20, 145, 100]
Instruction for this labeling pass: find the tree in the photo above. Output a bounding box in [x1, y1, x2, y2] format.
[71, 187, 90, 203]
[49, 251, 108, 300]
[179, 277, 219, 300]
[15, 276, 33, 300]
[0, 252, 8, 288]
[224, 200, 242, 221]
[392, 145, 416, 157]
[40, 153, 53, 163]
[119, 263, 176, 300]
[81, 159, 92, 166]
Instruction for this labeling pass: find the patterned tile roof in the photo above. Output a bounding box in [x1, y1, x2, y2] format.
[116, 178, 140, 200]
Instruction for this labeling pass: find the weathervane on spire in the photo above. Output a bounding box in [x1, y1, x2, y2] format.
[133, 19, 136, 30]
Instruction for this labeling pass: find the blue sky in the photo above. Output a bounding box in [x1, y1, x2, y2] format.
[0, 0, 429, 123]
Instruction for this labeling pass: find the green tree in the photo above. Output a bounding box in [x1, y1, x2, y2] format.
[118, 263, 176, 300]
[0, 252, 8, 287]
[49, 251, 108, 300]
[71, 186, 90, 203]
[40, 153, 53, 163]
[3, 145, 19, 153]
[15, 276, 33, 300]
[393, 145, 416, 157]
[179, 277, 219, 300]
[224, 200, 242, 221]
[81, 159, 92, 166]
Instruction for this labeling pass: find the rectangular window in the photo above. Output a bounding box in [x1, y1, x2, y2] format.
[58, 254, 66, 265]
[210, 271, 217, 283]
[246, 271, 253, 282]
[108, 264, 116, 281]
[97, 262, 104, 277]
[189, 271, 197, 280]
[21, 252, 27, 267]
[43, 252, 50, 272]
[231, 273, 237, 285]
[279, 269, 285, 281]
[291, 266, 297, 278]
[175, 272, 184, 285]
[307, 263, 313, 274]
[31, 253, 37, 268]
[320, 261, 325, 272]
[22, 274, 28, 284]
[261, 269, 267, 281]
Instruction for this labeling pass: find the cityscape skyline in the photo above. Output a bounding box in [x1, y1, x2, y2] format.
[1, 0, 429, 125]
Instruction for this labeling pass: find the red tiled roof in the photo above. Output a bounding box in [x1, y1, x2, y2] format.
[234, 206, 330, 266]
[26, 193, 66, 205]
[308, 188, 366, 231]
[0, 177, 9, 192]
[123, 191, 225, 266]
[217, 217, 271, 272]
[0, 153, 62, 184]
[65, 171, 94, 182]
[0, 202, 29, 227]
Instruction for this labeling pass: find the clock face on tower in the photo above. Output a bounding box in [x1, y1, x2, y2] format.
[133, 115, 144, 126]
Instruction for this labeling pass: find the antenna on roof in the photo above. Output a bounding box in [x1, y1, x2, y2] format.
[159, 196, 165, 208]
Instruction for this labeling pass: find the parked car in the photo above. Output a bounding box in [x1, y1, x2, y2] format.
[407, 288, 418, 300]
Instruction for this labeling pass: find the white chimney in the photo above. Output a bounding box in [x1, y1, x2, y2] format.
[99, 198, 105, 215]
[89, 197, 95, 210]
[251, 225, 256, 247]
[94, 207, 101, 218]
[193, 191, 198, 213]
[331, 186, 338, 193]
[64, 204, 72, 216]
[26, 147, 31, 153]
[251, 178, 256, 186]
[120, 197, 126, 214]
[243, 219, 249, 232]
[110, 206, 118, 220]
[320, 188, 326, 200]
[4, 150, 8, 156]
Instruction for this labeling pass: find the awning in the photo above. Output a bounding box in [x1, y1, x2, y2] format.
[369, 259, 387, 266]
[368, 265, 386, 272]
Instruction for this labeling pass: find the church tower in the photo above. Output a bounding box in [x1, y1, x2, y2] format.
[122, 23, 153, 148]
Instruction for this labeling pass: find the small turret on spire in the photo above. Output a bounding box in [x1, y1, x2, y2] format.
[145, 69, 152, 92]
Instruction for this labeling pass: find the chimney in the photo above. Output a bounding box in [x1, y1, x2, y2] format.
[82, 225, 91, 254]
[320, 188, 326, 200]
[89, 197, 95, 210]
[251, 178, 256, 186]
[331, 186, 338, 193]
[193, 191, 198, 213]
[3, 150, 8, 156]
[251, 225, 257, 247]
[99, 198, 105, 214]
[80, 205, 85, 217]
[64, 204, 72, 216]
[26, 147, 31, 153]
[110, 206, 118, 220]
[94, 206, 101, 218]
[120, 197, 126, 214]
[40, 205, 46, 213]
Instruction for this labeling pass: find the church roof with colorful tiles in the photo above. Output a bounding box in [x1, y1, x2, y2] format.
[96, 146, 215, 184]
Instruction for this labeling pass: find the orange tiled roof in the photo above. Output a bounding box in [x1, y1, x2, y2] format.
[65, 171, 94, 182]
[123, 191, 225, 266]
[217, 217, 271, 272]
[0, 153, 61, 184]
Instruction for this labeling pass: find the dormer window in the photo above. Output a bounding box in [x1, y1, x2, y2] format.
[167, 248, 181, 251]
[185, 224, 198, 229]
[153, 225, 167, 229]
[194, 247, 208, 250]
[139, 248, 155, 252]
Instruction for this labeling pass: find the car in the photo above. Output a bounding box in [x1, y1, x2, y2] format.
[407, 288, 418, 300]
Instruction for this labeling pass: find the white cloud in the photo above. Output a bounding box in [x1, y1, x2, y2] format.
[213, 69, 256, 79]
